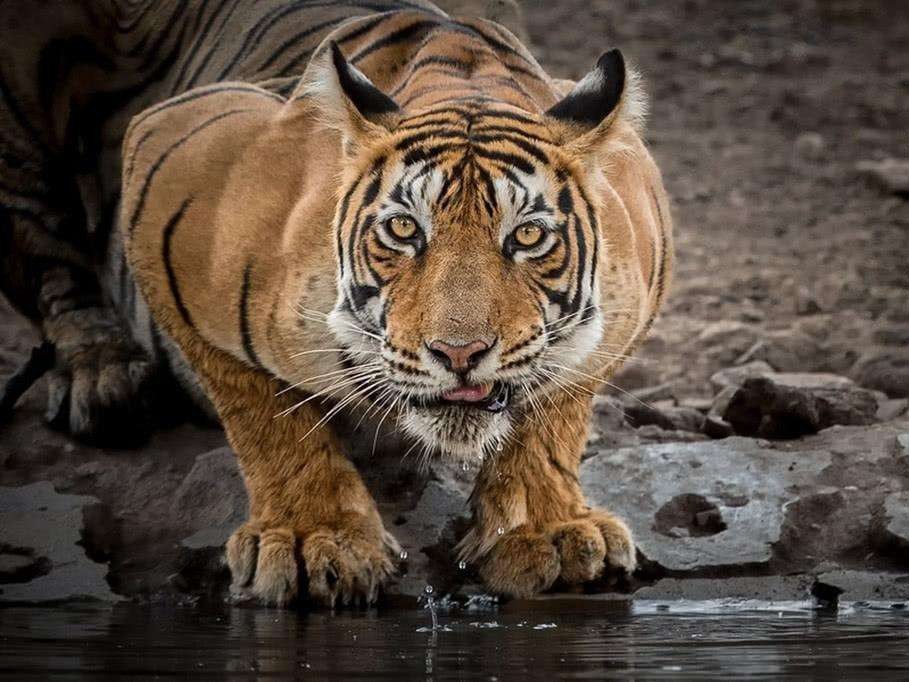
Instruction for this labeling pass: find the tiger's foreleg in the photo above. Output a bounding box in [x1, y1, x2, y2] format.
[457, 386, 636, 598]
[181, 339, 399, 607]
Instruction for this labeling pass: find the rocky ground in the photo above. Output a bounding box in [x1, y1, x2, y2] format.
[1, 0, 908, 607]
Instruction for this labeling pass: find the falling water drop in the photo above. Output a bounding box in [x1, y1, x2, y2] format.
[399, 550, 408, 560]
[496, 526, 505, 536]
[458, 560, 467, 570]
[424, 584, 434, 595]
[461, 462, 470, 472]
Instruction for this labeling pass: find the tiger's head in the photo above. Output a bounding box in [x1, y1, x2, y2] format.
[310, 43, 647, 460]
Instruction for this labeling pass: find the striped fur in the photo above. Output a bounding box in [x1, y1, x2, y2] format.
[3, 1, 672, 604]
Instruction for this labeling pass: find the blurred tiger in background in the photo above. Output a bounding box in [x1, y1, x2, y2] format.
[1, 0, 672, 605]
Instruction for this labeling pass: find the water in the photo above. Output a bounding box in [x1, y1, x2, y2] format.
[1, 600, 908, 679]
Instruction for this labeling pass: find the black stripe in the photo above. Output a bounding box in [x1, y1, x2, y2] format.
[388, 55, 471, 96]
[139, 0, 190, 71]
[471, 133, 549, 165]
[182, 0, 247, 89]
[395, 128, 465, 151]
[240, 261, 262, 367]
[259, 17, 344, 72]
[578, 184, 600, 294]
[350, 19, 441, 63]
[473, 147, 534, 175]
[128, 108, 251, 235]
[162, 198, 194, 328]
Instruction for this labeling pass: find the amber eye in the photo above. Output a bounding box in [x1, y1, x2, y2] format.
[513, 222, 545, 248]
[387, 215, 418, 240]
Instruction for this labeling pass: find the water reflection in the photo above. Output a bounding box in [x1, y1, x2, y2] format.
[1, 599, 908, 679]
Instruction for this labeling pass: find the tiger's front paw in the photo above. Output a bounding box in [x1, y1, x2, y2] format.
[43, 307, 154, 446]
[477, 510, 636, 599]
[225, 514, 399, 608]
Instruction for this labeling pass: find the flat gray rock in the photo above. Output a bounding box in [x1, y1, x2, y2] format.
[815, 569, 909, 602]
[0, 482, 118, 603]
[634, 575, 814, 602]
[580, 438, 831, 571]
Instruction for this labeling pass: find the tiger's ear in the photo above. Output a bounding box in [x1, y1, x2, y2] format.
[545, 49, 645, 156]
[304, 42, 401, 150]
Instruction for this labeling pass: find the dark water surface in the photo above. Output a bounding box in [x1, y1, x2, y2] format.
[2, 599, 908, 680]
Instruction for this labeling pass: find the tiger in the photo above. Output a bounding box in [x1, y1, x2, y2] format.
[1, 1, 672, 606]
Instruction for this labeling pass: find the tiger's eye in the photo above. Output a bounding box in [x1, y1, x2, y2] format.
[514, 222, 544, 248]
[388, 216, 418, 240]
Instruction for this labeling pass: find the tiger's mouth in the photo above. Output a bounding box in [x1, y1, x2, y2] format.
[406, 381, 511, 413]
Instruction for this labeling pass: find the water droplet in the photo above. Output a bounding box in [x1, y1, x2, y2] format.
[496, 526, 505, 536]
[424, 584, 434, 595]
[461, 462, 470, 472]
[458, 560, 467, 570]
[496, 443, 504, 452]
[399, 550, 408, 560]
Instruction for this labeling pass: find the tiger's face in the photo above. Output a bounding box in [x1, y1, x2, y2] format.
[318, 45, 640, 459]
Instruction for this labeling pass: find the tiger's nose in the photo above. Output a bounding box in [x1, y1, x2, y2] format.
[427, 339, 492, 373]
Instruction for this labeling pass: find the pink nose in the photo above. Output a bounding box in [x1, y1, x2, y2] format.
[428, 339, 492, 373]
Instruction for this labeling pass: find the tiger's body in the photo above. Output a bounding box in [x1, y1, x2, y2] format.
[1, 1, 672, 605]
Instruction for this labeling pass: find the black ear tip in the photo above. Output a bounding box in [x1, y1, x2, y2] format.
[597, 49, 625, 79]
[330, 41, 346, 69]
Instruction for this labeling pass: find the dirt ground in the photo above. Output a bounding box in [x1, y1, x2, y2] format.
[525, 0, 909, 400]
[1, 0, 908, 603]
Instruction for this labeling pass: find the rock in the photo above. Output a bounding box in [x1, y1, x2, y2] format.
[813, 570, 909, 602]
[623, 404, 705, 434]
[879, 491, 909, 555]
[679, 397, 714, 413]
[735, 331, 825, 372]
[0, 482, 118, 602]
[852, 352, 909, 398]
[703, 415, 734, 439]
[898, 433, 909, 457]
[628, 382, 676, 403]
[581, 438, 832, 571]
[635, 575, 814, 601]
[723, 375, 879, 439]
[710, 361, 775, 392]
[635, 425, 709, 443]
[698, 321, 760, 364]
[795, 132, 825, 161]
[795, 286, 822, 315]
[856, 158, 909, 198]
[877, 399, 908, 421]
[591, 394, 629, 432]
[873, 324, 909, 347]
[391, 479, 469, 597]
[174, 447, 248, 547]
[664, 407, 707, 433]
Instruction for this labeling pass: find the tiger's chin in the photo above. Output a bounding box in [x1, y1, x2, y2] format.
[399, 402, 514, 461]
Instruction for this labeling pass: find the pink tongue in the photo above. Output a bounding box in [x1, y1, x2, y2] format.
[442, 383, 493, 403]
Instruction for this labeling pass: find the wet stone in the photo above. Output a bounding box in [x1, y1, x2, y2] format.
[0, 482, 118, 603]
